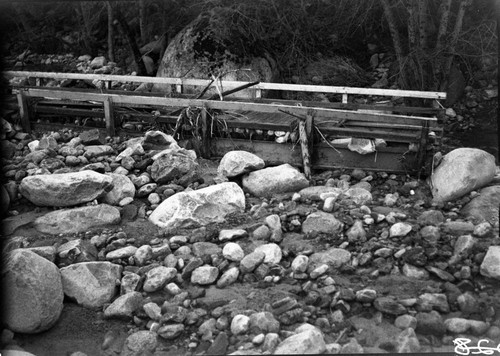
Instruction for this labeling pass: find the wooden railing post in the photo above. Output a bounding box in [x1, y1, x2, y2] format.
[16, 89, 31, 133]
[299, 111, 314, 180]
[103, 96, 115, 136]
[176, 79, 183, 94]
[200, 105, 211, 158]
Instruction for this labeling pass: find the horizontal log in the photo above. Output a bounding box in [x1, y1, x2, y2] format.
[18, 88, 440, 128]
[7, 71, 447, 99]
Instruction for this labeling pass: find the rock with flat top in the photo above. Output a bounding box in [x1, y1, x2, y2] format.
[149, 182, 245, 231]
[242, 164, 309, 197]
[60, 262, 122, 308]
[34, 204, 121, 234]
[19, 170, 113, 207]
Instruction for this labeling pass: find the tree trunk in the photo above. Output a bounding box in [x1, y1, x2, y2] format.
[107, 2, 115, 62]
[159, 1, 169, 61]
[435, 0, 452, 53]
[407, 0, 418, 49]
[432, 0, 452, 90]
[75, 4, 94, 56]
[139, 0, 146, 44]
[381, 0, 407, 87]
[442, 0, 471, 89]
[115, 6, 147, 75]
[418, 0, 428, 50]
[13, 4, 33, 35]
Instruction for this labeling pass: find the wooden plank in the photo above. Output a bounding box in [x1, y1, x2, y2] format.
[16, 90, 31, 133]
[6, 71, 447, 99]
[210, 138, 416, 173]
[21, 88, 440, 127]
[35, 106, 104, 117]
[103, 97, 115, 136]
[320, 126, 419, 143]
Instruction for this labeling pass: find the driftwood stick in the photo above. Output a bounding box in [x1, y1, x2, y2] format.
[299, 118, 311, 180]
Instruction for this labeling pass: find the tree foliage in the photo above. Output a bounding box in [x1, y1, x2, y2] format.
[1, 0, 497, 90]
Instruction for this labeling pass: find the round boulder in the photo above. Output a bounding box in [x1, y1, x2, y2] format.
[2, 249, 64, 333]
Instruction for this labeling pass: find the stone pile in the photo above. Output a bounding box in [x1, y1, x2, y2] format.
[1, 127, 500, 355]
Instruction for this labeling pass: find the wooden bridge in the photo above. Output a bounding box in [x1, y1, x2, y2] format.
[5, 71, 446, 176]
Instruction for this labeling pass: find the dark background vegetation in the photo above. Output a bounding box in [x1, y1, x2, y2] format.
[1, 0, 498, 92]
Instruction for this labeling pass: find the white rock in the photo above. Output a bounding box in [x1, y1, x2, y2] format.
[390, 222, 413, 237]
[28, 140, 39, 152]
[230, 314, 250, 335]
[430, 148, 496, 202]
[274, 326, 326, 354]
[480, 246, 500, 280]
[302, 211, 343, 235]
[291, 255, 309, 273]
[216, 266, 240, 288]
[191, 265, 219, 285]
[219, 229, 247, 241]
[149, 182, 245, 231]
[3, 249, 63, 333]
[218, 151, 265, 178]
[222, 242, 245, 262]
[254, 243, 282, 264]
[265, 214, 282, 242]
[104, 292, 143, 318]
[242, 164, 309, 197]
[143, 267, 177, 292]
[343, 187, 372, 205]
[134, 245, 153, 266]
[60, 262, 122, 308]
[106, 246, 138, 260]
[103, 173, 136, 206]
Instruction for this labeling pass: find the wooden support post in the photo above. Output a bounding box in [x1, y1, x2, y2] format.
[416, 120, 430, 174]
[105, 81, 111, 89]
[104, 97, 115, 136]
[254, 88, 262, 99]
[342, 93, 348, 103]
[176, 80, 183, 94]
[299, 113, 312, 180]
[200, 106, 210, 158]
[306, 109, 314, 156]
[36, 78, 41, 86]
[16, 89, 31, 133]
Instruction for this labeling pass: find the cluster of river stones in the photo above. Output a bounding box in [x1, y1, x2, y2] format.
[1, 126, 500, 355]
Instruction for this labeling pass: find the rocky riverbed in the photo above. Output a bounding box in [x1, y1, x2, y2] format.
[1, 125, 500, 356]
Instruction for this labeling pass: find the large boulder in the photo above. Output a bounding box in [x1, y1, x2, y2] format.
[60, 262, 123, 308]
[218, 151, 265, 178]
[103, 173, 136, 206]
[461, 185, 500, 225]
[2, 249, 63, 333]
[149, 182, 245, 231]
[242, 164, 309, 197]
[34, 204, 121, 234]
[429, 148, 496, 202]
[19, 170, 113, 207]
[151, 149, 199, 187]
[153, 12, 276, 98]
